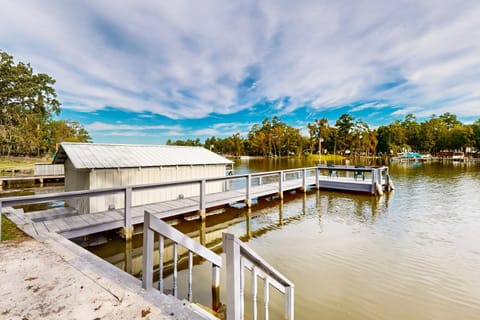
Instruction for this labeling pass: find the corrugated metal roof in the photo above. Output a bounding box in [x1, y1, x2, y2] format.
[53, 143, 233, 169]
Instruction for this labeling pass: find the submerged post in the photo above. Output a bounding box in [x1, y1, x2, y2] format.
[199, 179, 207, 220]
[123, 187, 133, 241]
[212, 265, 221, 311]
[245, 174, 252, 208]
[278, 171, 284, 199]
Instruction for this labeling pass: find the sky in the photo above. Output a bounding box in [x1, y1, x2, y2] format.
[1, 0, 480, 144]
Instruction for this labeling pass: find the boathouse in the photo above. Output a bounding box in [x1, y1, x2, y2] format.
[53, 143, 233, 214]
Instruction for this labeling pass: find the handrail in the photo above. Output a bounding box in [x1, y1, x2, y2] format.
[142, 211, 222, 310]
[223, 232, 294, 320]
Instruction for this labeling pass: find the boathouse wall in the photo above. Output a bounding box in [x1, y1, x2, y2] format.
[84, 164, 227, 213]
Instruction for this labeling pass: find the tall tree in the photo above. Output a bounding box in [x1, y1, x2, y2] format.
[1, 51, 61, 156]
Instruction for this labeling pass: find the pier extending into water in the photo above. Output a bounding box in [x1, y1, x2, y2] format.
[1, 165, 392, 242]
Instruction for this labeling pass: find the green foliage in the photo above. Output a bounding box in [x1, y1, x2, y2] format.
[0, 51, 90, 156]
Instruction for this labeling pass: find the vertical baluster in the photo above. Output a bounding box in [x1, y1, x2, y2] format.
[188, 250, 193, 301]
[252, 266, 258, 320]
[173, 243, 178, 297]
[158, 235, 164, 292]
[240, 257, 245, 320]
[264, 278, 270, 320]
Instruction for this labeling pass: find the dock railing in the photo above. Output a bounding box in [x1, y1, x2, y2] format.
[223, 232, 295, 320]
[141, 212, 295, 318]
[0, 166, 392, 241]
[141, 210, 222, 310]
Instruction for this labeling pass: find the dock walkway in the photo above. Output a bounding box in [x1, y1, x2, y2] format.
[2, 166, 393, 240]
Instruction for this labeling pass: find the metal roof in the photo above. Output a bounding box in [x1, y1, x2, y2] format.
[53, 143, 233, 169]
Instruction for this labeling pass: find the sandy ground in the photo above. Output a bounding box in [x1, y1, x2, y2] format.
[0, 238, 217, 320]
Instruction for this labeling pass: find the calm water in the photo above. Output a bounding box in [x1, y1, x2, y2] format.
[86, 159, 480, 319]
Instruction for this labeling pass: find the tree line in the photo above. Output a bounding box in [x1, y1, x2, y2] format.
[0, 51, 91, 157]
[168, 113, 480, 157]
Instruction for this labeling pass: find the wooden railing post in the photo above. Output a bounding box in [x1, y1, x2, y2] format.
[142, 212, 154, 290]
[246, 174, 252, 207]
[278, 171, 284, 199]
[223, 233, 241, 320]
[199, 179, 206, 220]
[123, 187, 133, 241]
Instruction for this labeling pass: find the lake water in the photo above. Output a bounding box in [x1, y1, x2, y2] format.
[9, 159, 479, 319]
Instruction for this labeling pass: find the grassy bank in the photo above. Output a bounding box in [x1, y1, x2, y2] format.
[1, 215, 28, 241]
[0, 156, 49, 173]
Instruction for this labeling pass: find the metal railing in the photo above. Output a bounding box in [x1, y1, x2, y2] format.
[223, 233, 295, 320]
[140, 211, 296, 319]
[141, 210, 222, 310]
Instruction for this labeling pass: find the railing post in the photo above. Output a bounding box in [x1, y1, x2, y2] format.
[199, 179, 206, 220]
[223, 233, 241, 320]
[302, 168, 307, 192]
[278, 171, 284, 199]
[386, 167, 391, 192]
[285, 286, 295, 320]
[246, 174, 252, 208]
[123, 187, 133, 241]
[142, 211, 154, 290]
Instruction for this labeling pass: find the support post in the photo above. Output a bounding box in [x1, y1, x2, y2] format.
[278, 171, 284, 199]
[212, 265, 221, 311]
[371, 169, 376, 195]
[315, 167, 320, 189]
[245, 174, 252, 207]
[123, 187, 133, 241]
[223, 233, 241, 320]
[142, 211, 154, 290]
[302, 168, 307, 192]
[199, 179, 206, 220]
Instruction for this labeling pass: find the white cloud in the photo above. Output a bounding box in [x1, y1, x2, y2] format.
[85, 121, 181, 132]
[1, 0, 480, 121]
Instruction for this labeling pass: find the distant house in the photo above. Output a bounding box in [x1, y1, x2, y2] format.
[53, 142, 233, 214]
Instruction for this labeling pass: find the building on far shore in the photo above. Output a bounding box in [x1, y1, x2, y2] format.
[53, 142, 233, 214]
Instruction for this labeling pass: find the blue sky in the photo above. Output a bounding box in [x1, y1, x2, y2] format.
[1, 0, 480, 144]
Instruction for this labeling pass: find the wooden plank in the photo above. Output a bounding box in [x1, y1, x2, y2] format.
[32, 222, 49, 234]
[43, 219, 61, 233]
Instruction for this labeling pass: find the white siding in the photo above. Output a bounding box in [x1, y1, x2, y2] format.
[34, 163, 64, 176]
[64, 159, 90, 213]
[86, 164, 227, 213]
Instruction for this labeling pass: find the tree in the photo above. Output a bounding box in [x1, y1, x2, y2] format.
[1, 51, 61, 156]
[335, 113, 354, 153]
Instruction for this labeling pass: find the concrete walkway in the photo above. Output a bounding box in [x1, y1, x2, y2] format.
[0, 234, 219, 320]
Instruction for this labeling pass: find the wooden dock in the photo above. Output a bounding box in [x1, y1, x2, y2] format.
[0, 174, 64, 190]
[1, 166, 393, 241]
